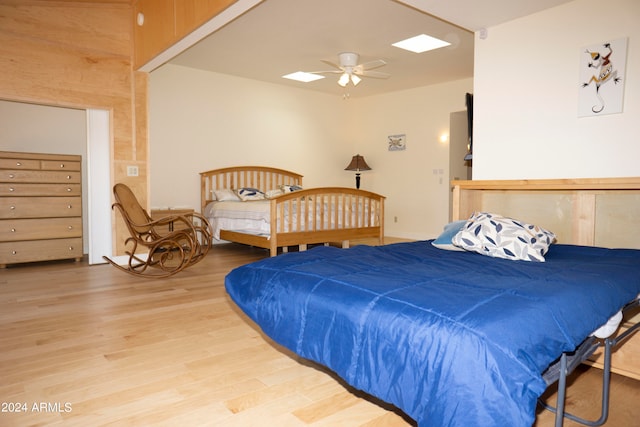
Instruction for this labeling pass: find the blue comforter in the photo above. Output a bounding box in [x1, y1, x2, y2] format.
[225, 242, 640, 426]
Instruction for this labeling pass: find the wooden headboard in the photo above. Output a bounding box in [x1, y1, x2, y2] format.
[200, 166, 303, 213]
[451, 177, 640, 249]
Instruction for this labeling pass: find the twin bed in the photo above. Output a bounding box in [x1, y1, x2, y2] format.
[216, 171, 640, 426]
[200, 166, 384, 256]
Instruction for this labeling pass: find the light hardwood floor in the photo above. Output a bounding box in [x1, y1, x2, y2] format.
[1, 242, 638, 426]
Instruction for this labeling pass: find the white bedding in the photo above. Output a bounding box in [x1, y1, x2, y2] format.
[204, 199, 375, 241]
[204, 200, 270, 240]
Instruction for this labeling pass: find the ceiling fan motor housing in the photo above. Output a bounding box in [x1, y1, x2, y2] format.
[339, 52, 359, 67]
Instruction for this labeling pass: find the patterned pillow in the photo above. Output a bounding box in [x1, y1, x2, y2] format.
[452, 212, 556, 262]
[235, 187, 265, 201]
[280, 184, 303, 193]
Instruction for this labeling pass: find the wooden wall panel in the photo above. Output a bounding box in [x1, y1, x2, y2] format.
[174, 0, 237, 36]
[0, 0, 146, 255]
[133, 0, 176, 68]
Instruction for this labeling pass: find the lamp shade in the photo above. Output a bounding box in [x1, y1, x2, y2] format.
[344, 155, 371, 172]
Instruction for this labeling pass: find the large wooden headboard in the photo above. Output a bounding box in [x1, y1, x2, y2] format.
[451, 177, 640, 249]
[200, 166, 303, 214]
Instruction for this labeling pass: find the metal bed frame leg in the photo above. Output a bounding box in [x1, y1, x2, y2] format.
[540, 300, 640, 427]
[553, 353, 568, 427]
[542, 338, 612, 427]
[538, 318, 640, 427]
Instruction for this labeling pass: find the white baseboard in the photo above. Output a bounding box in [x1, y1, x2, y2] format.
[106, 253, 149, 266]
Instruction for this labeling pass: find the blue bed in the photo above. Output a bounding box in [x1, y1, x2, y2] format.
[225, 241, 640, 426]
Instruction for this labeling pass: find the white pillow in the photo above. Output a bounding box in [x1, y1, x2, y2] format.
[265, 188, 284, 199]
[213, 189, 240, 202]
[452, 212, 556, 262]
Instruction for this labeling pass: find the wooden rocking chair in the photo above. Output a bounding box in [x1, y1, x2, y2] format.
[103, 183, 212, 278]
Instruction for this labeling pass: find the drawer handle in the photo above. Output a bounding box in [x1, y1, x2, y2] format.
[9, 174, 15, 179]
[10, 206, 15, 210]
[9, 187, 15, 192]
[60, 163, 65, 168]
[68, 226, 73, 230]
[16, 162, 22, 166]
[12, 250, 17, 255]
[67, 187, 72, 192]
[68, 246, 74, 251]
[11, 228, 16, 232]
[66, 175, 72, 180]
[67, 205, 73, 209]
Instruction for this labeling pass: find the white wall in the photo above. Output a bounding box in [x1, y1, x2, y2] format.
[351, 79, 472, 238]
[473, 0, 639, 179]
[149, 64, 351, 208]
[0, 100, 86, 155]
[149, 64, 472, 239]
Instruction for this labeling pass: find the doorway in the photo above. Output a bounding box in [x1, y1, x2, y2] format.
[0, 100, 112, 264]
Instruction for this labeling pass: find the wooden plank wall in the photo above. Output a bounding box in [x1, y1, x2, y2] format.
[0, 0, 146, 254]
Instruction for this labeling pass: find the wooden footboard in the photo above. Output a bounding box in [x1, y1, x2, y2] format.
[218, 187, 385, 256]
[269, 187, 384, 256]
[200, 167, 385, 256]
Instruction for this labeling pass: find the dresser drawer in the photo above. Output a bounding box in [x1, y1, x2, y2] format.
[0, 158, 41, 169]
[0, 197, 82, 218]
[0, 238, 83, 265]
[0, 218, 82, 241]
[0, 183, 81, 197]
[0, 169, 81, 184]
[41, 160, 81, 171]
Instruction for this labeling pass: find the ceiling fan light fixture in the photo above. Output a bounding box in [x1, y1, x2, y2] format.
[338, 73, 350, 87]
[392, 34, 450, 53]
[350, 74, 362, 86]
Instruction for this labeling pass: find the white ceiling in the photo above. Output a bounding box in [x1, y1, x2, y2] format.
[169, 0, 573, 98]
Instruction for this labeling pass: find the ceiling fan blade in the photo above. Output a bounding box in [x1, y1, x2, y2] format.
[358, 70, 390, 79]
[320, 59, 343, 70]
[309, 70, 343, 75]
[303, 54, 390, 82]
[359, 59, 386, 71]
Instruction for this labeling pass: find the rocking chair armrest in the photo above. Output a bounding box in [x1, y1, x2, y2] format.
[146, 214, 201, 233]
[150, 214, 187, 228]
[152, 227, 197, 244]
[168, 212, 213, 233]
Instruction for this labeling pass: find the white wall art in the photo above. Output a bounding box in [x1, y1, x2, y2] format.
[578, 37, 627, 117]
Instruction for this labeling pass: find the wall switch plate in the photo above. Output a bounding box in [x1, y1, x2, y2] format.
[127, 165, 139, 177]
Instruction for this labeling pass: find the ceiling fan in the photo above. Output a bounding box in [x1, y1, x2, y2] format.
[312, 52, 390, 87]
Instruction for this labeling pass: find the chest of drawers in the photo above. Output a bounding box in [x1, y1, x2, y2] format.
[0, 151, 83, 267]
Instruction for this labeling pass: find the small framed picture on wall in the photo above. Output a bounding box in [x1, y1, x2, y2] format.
[388, 134, 406, 151]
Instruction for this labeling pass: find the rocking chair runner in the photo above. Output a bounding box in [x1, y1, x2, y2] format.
[103, 183, 212, 277]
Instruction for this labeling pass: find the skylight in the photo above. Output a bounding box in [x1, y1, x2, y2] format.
[282, 71, 325, 83]
[392, 34, 450, 53]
